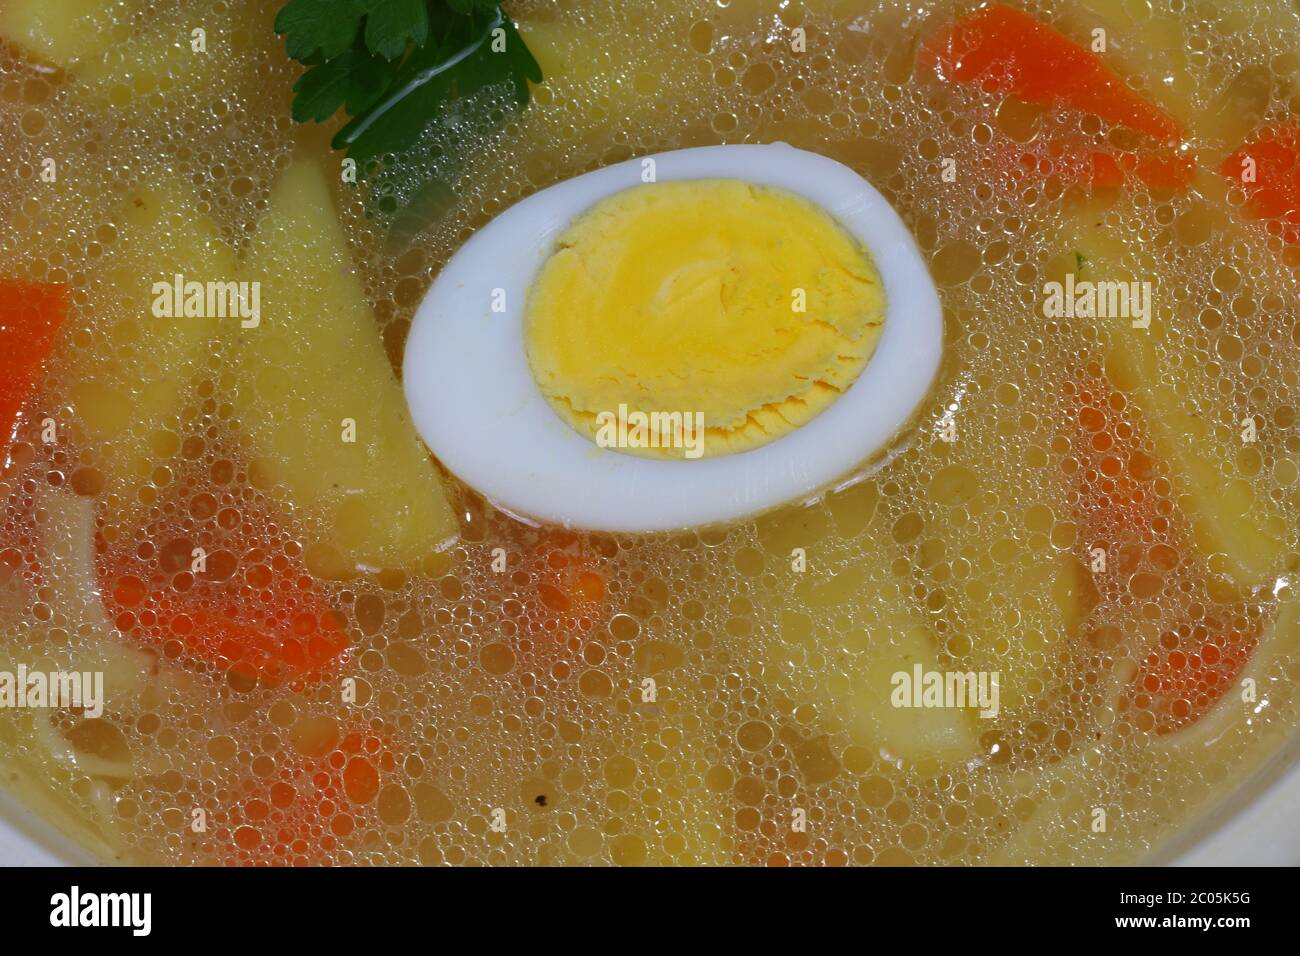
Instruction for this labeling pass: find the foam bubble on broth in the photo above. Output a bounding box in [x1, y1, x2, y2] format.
[0, 0, 1297, 864]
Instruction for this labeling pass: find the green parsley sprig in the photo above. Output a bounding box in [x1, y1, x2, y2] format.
[275, 0, 541, 192]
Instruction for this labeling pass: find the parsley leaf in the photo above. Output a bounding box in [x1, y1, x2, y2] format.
[290, 41, 398, 123]
[362, 0, 430, 61]
[334, 6, 541, 164]
[274, 0, 364, 61]
[445, 0, 505, 14]
[276, 0, 543, 220]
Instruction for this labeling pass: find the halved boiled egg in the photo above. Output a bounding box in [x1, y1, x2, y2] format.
[404, 143, 941, 532]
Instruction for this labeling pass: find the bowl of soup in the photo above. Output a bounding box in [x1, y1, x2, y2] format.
[0, 0, 1298, 866]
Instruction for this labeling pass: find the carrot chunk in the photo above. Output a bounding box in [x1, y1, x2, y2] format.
[1089, 149, 1196, 191]
[1062, 365, 1263, 733]
[99, 517, 350, 687]
[210, 729, 394, 865]
[921, 4, 1182, 143]
[0, 279, 66, 455]
[1221, 122, 1300, 244]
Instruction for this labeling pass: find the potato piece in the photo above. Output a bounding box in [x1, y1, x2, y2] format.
[54, 178, 236, 540]
[0, 0, 132, 69]
[514, 1, 745, 148]
[1048, 215, 1286, 587]
[72, 4, 276, 116]
[75, 22, 220, 105]
[62, 188, 229, 516]
[235, 158, 456, 572]
[751, 502, 982, 771]
[910, 446, 1089, 714]
[1052, 0, 1278, 145]
[855, 614, 987, 767]
[516, 0, 842, 125]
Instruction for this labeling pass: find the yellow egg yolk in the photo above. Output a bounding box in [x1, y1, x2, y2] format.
[524, 179, 887, 459]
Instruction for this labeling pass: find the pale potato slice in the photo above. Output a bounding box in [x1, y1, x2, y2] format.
[1077, 0, 1294, 147]
[1048, 213, 1286, 587]
[75, 23, 219, 104]
[750, 499, 983, 772]
[235, 157, 456, 572]
[515, 0, 844, 130]
[856, 613, 988, 768]
[0, 0, 133, 69]
[910, 446, 1091, 714]
[1072, 0, 1198, 132]
[55, 178, 237, 541]
[72, 3, 276, 116]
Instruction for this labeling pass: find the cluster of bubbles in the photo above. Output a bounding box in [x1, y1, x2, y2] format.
[0, 0, 1298, 864]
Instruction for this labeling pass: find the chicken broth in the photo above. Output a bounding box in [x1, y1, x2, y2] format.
[0, 0, 1299, 865]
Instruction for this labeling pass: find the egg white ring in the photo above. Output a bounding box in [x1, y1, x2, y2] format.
[404, 143, 942, 533]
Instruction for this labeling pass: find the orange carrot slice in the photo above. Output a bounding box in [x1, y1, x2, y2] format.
[921, 4, 1182, 143]
[921, 5, 1194, 195]
[1221, 122, 1300, 244]
[1133, 620, 1259, 731]
[973, 139, 1194, 195]
[503, 529, 609, 657]
[1089, 149, 1196, 191]
[101, 516, 349, 687]
[212, 729, 396, 866]
[0, 279, 66, 456]
[1062, 364, 1263, 733]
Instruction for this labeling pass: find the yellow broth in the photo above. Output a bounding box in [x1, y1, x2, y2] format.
[0, 0, 1298, 864]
